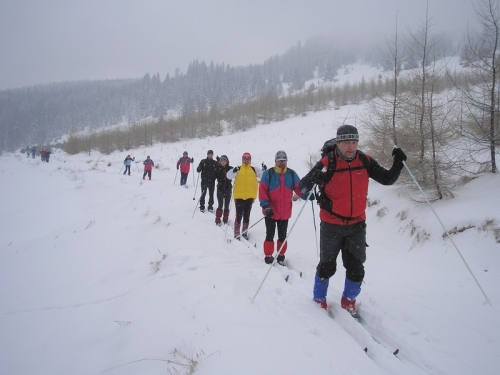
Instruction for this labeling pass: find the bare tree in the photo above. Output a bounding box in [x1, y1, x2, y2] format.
[459, 0, 499, 173]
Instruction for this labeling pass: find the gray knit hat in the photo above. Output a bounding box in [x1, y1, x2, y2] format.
[275, 150, 288, 161]
[336, 125, 359, 142]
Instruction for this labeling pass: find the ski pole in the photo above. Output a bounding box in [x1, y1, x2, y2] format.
[174, 169, 178, 185]
[192, 169, 195, 186]
[251, 188, 315, 303]
[193, 173, 200, 200]
[192, 187, 207, 218]
[135, 161, 140, 173]
[119, 165, 124, 174]
[234, 216, 265, 241]
[400, 158, 491, 305]
[311, 198, 319, 257]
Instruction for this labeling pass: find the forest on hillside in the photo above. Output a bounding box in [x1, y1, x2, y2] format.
[0, 32, 460, 154]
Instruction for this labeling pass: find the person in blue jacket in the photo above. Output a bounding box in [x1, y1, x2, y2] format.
[123, 155, 135, 175]
[259, 150, 306, 265]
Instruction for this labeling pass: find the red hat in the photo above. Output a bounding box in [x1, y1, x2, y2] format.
[242, 152, 251, 160]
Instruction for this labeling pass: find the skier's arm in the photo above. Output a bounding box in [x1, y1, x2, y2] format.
[226, 166, 239, 180]
[368, 153, 405, 186]
[299, 158, 327, 193]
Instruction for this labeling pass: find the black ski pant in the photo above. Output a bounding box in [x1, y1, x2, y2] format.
[216, 187, 232, 211]
[143, 170, 152, 179]
[199, 179, 215, 209]
[316, 221, 366, 283]
[124, 165, 131, 175]
[234, 199, 253, 226]
[264, 217, 289, 242]
[180, 172, 188, 186]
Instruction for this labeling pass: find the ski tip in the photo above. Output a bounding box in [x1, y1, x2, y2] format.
[363, 347, 368, 353]
[300, 271, 303, 277]
[284, 275, 289, 282]
[393, 349, 399, 356]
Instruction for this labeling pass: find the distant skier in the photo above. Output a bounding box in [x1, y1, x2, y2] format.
[44, 150, 51, 162]
[299, 124, 407, 319]
[40, 149, 46, 162]
[123, 154, 135, 175]
[143, 156, 154, 180]
[176, 151, 194, 187]
[31, 148, 36, 158]
[214, 155, 233, 225]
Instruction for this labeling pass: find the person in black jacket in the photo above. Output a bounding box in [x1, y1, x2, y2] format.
[214, 155, 233, 225]
[196, 150, 218, 212]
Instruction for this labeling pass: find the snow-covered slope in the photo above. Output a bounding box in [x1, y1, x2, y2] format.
[1, 106, 499, 375]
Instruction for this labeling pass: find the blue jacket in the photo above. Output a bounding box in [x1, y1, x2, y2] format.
[124, 156, 135, 166]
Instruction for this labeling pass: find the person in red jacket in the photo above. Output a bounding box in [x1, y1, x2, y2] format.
[142, 156, 154, 180]
[299, 125, 407, 319]
[259, 150, 307, 265]
[176, 151, 194, 187]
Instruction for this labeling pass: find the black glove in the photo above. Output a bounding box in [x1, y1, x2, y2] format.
[216, 156, 220, 162]
[392, 148, 407, 164]
[191, 157, 194, 162]
[311, 170, 325, 184]
[176, 165, 179, 170]
[233, 166, 240, 173]
[264, 207, 274, 217]
[308, 192, 315, 201]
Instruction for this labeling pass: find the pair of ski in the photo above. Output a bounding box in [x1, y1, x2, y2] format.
[327, 306, 400, 357]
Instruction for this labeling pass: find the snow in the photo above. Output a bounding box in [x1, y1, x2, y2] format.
[1, 105, 500, 375]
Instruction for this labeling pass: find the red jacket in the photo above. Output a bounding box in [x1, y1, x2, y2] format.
[143, 159, 154, 171]
[177, 156, 193, 173]
[320, 154, 369, 225]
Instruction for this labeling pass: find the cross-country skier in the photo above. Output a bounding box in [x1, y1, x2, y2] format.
[176, 151, 194, 187]
[214, 155, 233, 225]
[299, 125, 407, 319]
[259, 150, 308, 265]
[123, 155, 135, 175]
[227, 152, 262, 240]
[196, 150, 218, 212]
[143, 156, 154, 180]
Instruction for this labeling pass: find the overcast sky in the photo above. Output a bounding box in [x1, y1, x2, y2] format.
[0, 0, 478, 90]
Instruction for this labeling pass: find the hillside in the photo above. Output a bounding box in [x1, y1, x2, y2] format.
[1, 107, 499, 375]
